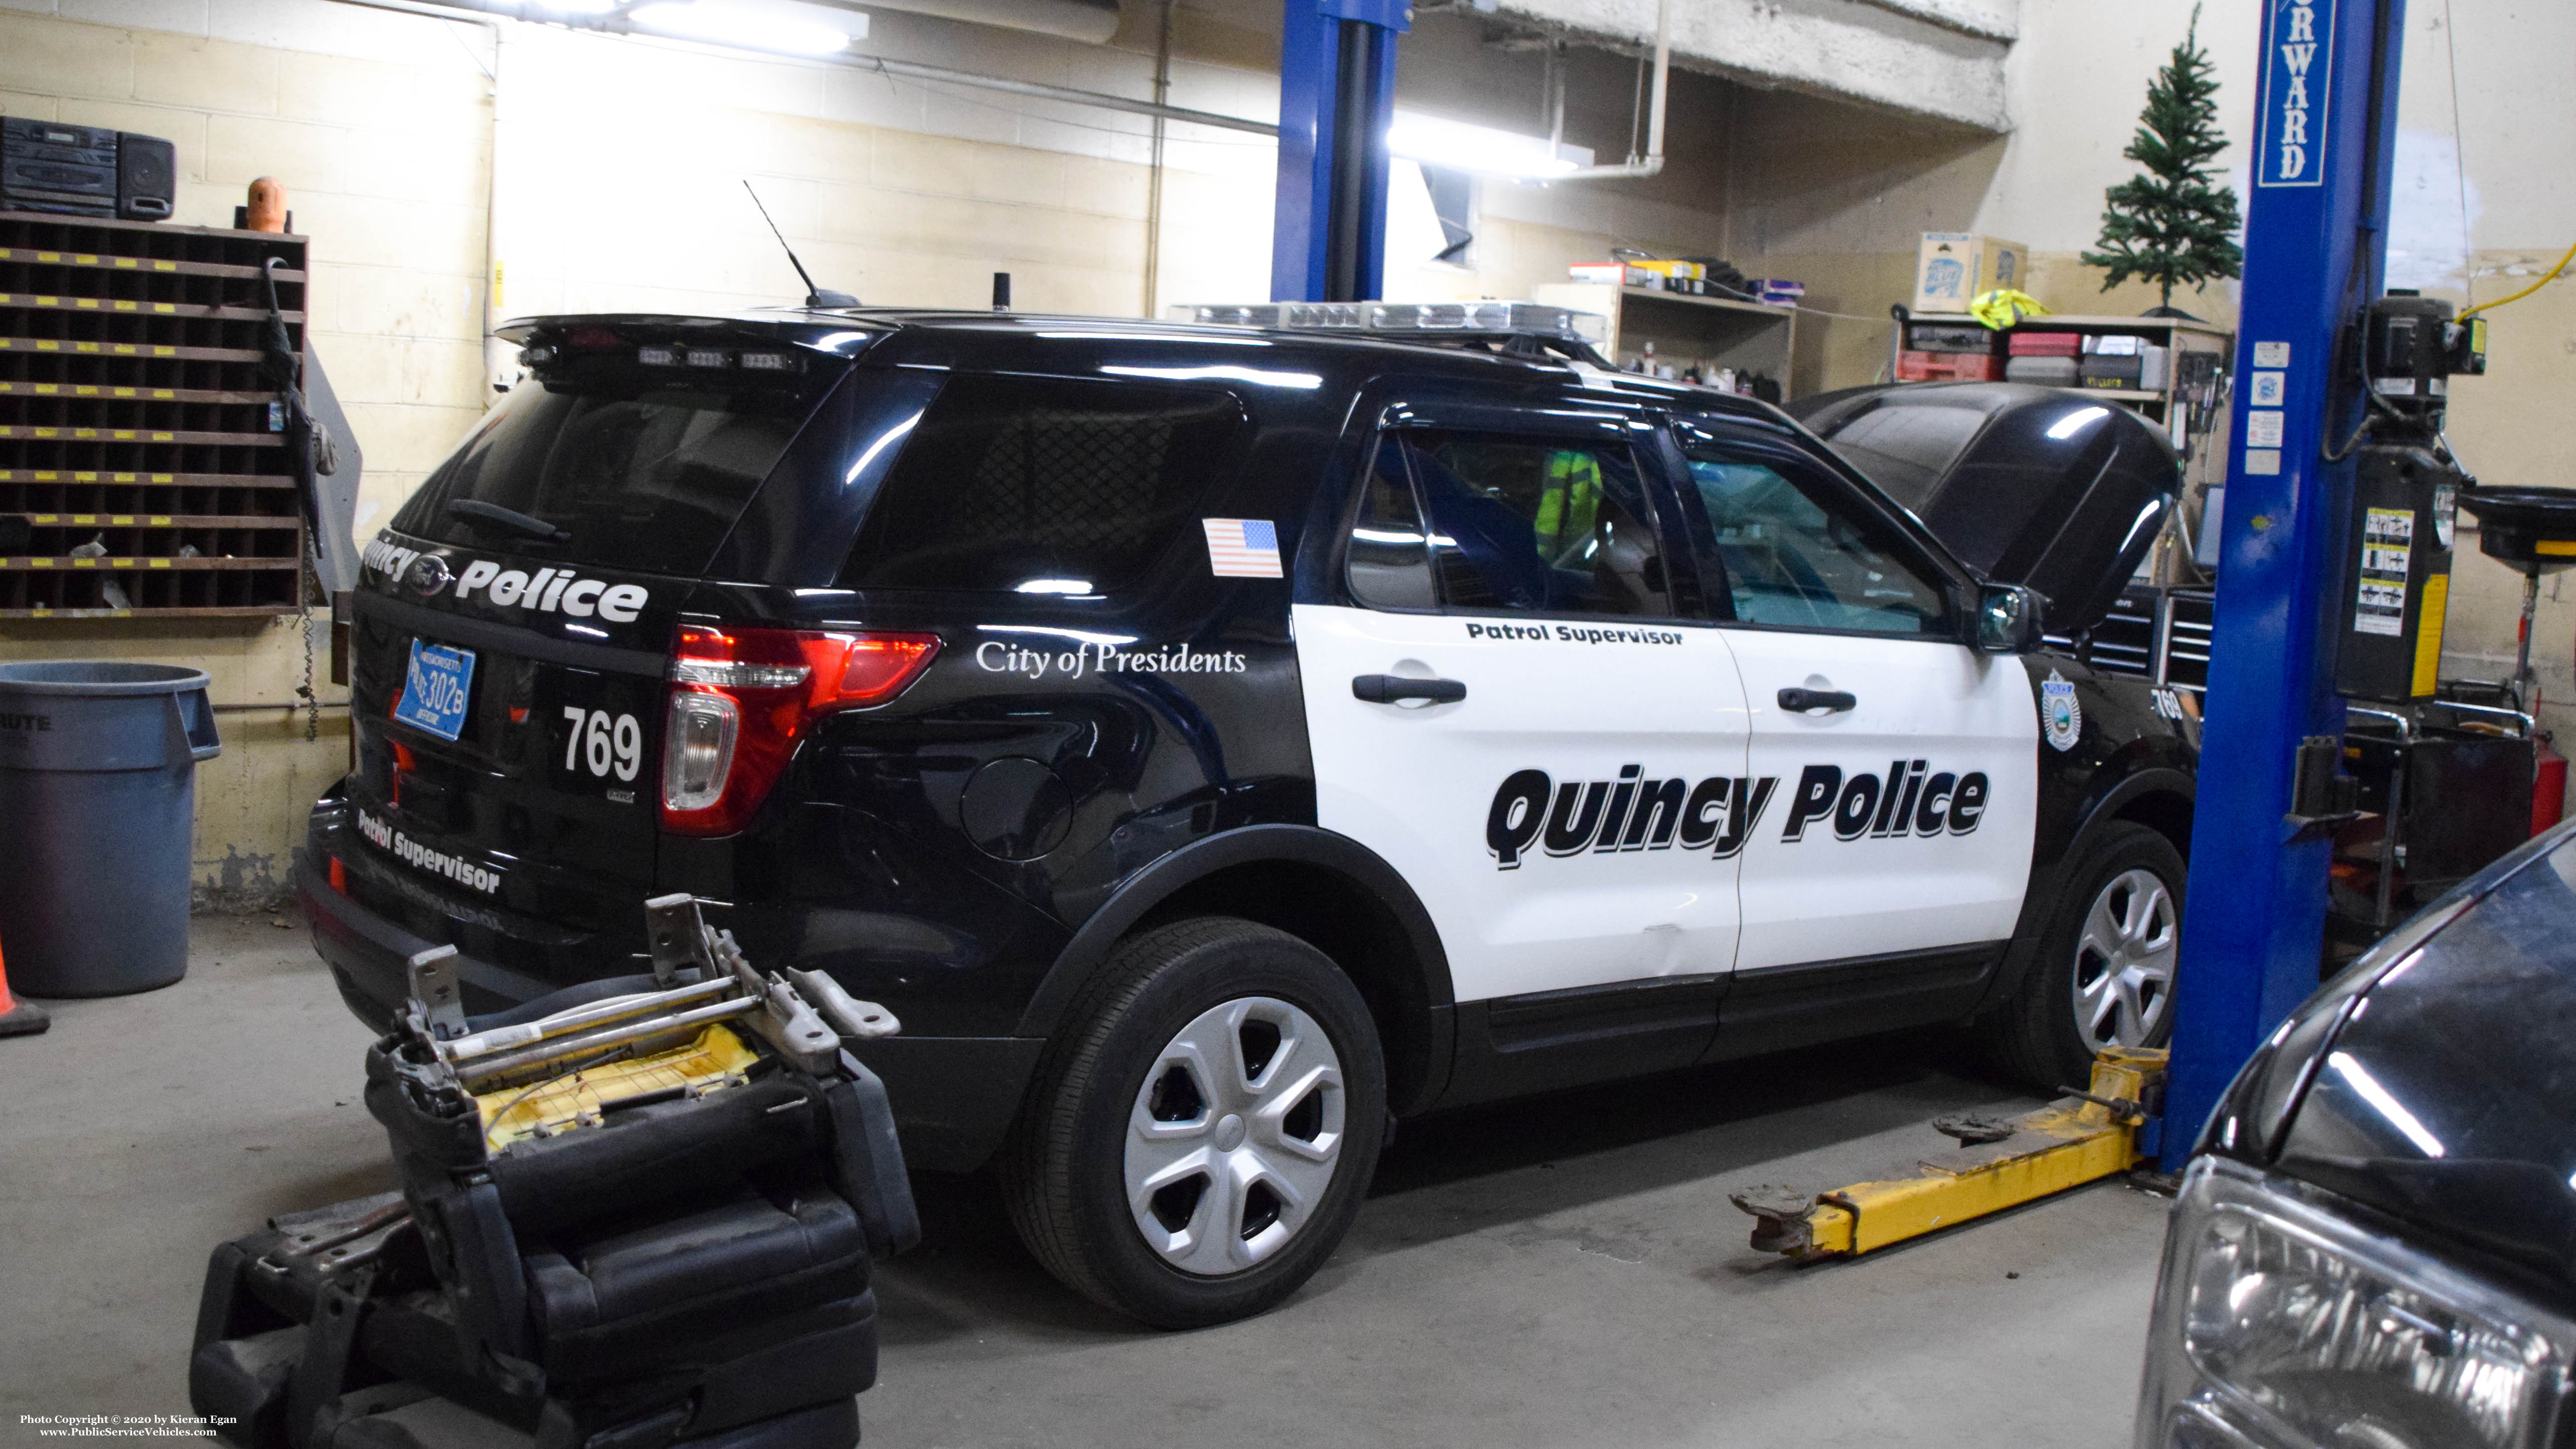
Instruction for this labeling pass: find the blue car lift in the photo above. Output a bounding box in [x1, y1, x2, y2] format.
[2161, 0, 2411, 1167]
[1271, 0, 1409, 303]
[1738, 0, 2447, 1262]
[1265, 0, 2412, 1177]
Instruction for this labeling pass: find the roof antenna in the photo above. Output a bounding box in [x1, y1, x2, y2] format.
[744, 179, 857, 309]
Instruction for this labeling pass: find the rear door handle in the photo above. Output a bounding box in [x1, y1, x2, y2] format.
[1354, 674, 1467, 705]
[1777, 687, 1857, 714]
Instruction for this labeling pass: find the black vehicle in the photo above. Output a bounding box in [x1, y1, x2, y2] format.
[2136, 817, 2576, 1449]
[302, 309, 2198, 1327]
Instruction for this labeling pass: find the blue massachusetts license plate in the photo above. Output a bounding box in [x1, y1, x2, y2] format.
[393, 640, 477, 742]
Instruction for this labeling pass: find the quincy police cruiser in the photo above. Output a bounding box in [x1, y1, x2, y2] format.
[302, 304, 2198, 1329]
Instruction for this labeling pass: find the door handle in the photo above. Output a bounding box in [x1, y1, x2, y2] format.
[1353, 674, 1467, 705]
[1778, 687, 1857, 714]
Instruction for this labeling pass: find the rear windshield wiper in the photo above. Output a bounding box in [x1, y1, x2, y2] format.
[447, 498, 570, 544]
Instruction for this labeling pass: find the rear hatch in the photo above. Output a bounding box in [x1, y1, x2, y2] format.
[340, 320, 856, 979]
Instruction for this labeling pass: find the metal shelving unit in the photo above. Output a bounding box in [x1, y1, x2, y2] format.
[0, 210, 308, 617]
[1531, 282, 1797, 398]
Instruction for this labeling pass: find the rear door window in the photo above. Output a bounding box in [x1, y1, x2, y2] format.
[1401, 430, 1672, 617]
[838, 374, 1248, 594]
[392, 349, 845, 578]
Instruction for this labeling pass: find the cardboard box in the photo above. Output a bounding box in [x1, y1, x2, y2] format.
[1913, 233, 2029, 313]
[1569, 262, 1644, 287]
[1896, 350, 2004, 382]
[1627, 259, 1705, 281]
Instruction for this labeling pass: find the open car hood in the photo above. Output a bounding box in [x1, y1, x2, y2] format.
[1788, 382, 2180, 636]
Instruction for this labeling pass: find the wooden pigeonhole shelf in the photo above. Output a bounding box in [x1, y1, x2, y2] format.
[0, 210, 309, 617]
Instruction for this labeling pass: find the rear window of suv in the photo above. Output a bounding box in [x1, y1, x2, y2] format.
[838, 373, 1247, 594]
[392, 347, 845, 578]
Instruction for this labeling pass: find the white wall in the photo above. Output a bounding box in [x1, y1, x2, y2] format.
[1978, 0, 2576, 763]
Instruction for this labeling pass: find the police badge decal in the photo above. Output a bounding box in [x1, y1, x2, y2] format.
[2040, 670, 2082, 752]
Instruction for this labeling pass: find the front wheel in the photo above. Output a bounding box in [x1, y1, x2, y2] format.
[1001, 917, 1387, 1328]
[1985, 821, 2185, 1090]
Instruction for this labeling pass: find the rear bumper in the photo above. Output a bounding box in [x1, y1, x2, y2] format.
[298, 795, 1041, 1172]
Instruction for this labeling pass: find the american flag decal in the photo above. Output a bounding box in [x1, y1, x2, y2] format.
[1201, 518, 1282, 578]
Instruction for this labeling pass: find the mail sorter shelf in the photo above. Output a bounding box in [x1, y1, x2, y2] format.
[0, 210, 307, 618]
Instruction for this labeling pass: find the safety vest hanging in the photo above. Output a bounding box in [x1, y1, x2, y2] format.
[1534, 451, 1602, 561]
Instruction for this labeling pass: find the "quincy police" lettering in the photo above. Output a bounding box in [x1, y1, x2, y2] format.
[1488, 767, 1777, 868]
[363, 538, 649, 624]
[1487, 758, 1988, 869]
[1779, 760, 1987, 843]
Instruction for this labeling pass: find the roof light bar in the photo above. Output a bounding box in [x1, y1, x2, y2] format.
[1169, 301, 1602, 344]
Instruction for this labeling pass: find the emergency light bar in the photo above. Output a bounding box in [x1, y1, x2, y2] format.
[1167, 300, 1606, 346]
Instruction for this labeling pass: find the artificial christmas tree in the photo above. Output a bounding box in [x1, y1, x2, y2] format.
[2083, 7, 2243, 314]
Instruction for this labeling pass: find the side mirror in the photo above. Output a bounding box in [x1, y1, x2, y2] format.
[1974, 584, 2047, 653]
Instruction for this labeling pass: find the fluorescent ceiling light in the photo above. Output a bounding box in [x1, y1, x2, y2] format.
[1387, 112, 1592, 180]
[627, 0, 865, 55]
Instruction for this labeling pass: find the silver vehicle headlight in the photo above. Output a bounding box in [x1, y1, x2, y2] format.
[2136, 1157, 2575, 1449]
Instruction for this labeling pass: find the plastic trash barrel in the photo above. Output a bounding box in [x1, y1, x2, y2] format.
[0, 662, 220, 996]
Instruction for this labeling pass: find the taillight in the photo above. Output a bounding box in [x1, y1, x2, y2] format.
[658, 623, 940, 836]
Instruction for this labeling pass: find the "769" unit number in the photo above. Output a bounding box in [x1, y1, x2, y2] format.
[562, 707, 642, 782]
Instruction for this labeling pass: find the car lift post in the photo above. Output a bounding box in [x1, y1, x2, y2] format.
[1271, 0, 1409, 303]
[2160, 0, 2409, 1170]
[1731, 0, 2417, 1259]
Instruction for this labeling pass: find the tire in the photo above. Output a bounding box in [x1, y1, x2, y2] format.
[1001, 916, 1387, 1329]
[1985, 822, 2186, 1090]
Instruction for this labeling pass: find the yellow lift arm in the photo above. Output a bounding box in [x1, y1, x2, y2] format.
[1731, 1047, 2166, 1260]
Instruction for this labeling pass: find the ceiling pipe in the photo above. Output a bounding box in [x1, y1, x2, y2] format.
[1548, 0, 1667, 182]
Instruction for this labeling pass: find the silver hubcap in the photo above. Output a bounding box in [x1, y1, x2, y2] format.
[1125, 996, 1346, 1276]
[2073, 867, 2178, 1050]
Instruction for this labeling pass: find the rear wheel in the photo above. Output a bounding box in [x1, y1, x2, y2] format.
[1001, 917, 1386, 1328]
[1986, 822, 2184, 1089]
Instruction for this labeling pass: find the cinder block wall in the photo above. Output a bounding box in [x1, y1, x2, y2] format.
[0, 0, 1290, 906]
[0, 0, 493, 907]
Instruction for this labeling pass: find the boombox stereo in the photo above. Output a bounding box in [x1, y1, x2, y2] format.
[2, 117, 176, 221]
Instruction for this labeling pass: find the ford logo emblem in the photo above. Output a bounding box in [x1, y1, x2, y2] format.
[408, 555, 454, 596]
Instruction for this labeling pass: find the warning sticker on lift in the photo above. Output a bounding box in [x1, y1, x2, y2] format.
[2354, 507, 2413, 636]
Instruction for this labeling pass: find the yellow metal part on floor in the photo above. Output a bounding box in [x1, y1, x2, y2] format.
[1733, 1047, 2166, 1260]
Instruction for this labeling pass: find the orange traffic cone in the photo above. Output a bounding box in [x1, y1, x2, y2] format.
[0, 930, 49, 1038]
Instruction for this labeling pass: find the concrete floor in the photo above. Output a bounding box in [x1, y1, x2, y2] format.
[2, 914, 2172, 1447]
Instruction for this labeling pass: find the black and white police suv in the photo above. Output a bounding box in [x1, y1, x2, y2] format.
[303, 306, 2199, 1328]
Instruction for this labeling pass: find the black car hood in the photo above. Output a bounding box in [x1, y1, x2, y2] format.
[2206, 821, 2576, 1310]
[1789, 383, 2180, 636]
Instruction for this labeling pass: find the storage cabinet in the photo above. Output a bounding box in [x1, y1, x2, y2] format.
[0, 210, 308, 616]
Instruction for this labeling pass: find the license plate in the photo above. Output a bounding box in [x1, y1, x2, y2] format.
[393, 640, 477, 742]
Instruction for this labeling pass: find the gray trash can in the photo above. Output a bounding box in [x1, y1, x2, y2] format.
[0, 662, 221, 996]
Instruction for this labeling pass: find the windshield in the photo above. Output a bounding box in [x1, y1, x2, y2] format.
[393, 352, 844, 577]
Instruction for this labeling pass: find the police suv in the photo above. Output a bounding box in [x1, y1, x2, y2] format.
[304, 306, 2199, 1329]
